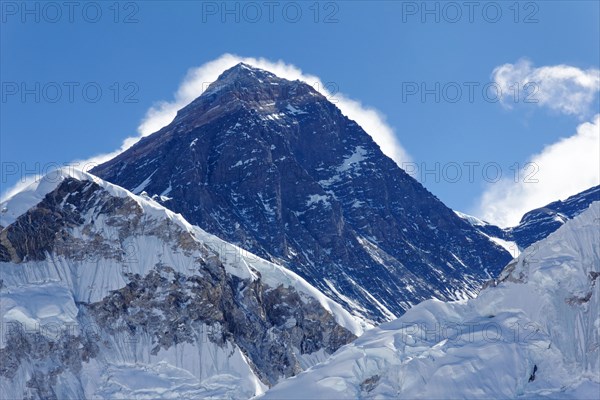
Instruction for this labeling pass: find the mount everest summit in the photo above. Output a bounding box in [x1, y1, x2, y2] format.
[92, 63, 513, 323]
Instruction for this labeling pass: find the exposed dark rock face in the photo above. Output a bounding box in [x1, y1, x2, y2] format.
[0, 325, 98, 400]
[93, 63, 512, 322]
[87, 264, 355, 385]
[1, 325, 96, 380]
[565, 270, 599, 305]
[0, 178, 143, 264]
[360, 375, 381, 393]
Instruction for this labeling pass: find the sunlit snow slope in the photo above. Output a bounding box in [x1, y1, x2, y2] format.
[261, 202, 600, 399]
[0, 169, 365, 399]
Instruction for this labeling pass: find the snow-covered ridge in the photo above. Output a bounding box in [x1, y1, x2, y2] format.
[454, 210, 520, 256]
[261, 202, 600, 399]
[1, 168, 369, 399]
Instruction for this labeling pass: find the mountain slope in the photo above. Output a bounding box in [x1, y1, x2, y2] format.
[0, 169, 364, 399]
[260, 201, 600, 399]
[93, 63, 512, 323]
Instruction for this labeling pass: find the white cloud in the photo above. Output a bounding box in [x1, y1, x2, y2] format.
[474, 114, 600, 227]
[2, 54, 410, 202]
[492, 59, 600, 117]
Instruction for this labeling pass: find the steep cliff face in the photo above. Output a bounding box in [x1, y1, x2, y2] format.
[93, 63, 512, 323]
[261, 201, 600, 399]
[0, 170, 362, 399]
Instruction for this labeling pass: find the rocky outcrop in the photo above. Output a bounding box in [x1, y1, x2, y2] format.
[1, 324, 99, 399]
[0, 178, 144, 264]
[87, 263, 355, 385]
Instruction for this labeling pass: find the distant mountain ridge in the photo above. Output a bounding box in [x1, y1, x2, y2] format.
[458, 185, 600, 251]
[93, 63, 512, 323]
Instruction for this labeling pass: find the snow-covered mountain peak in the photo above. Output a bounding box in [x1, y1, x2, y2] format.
[1, 169, 368, 399]
[2, 168, 366, 331]
[0, 168, 179, 231]
[1, 168, 103, 228]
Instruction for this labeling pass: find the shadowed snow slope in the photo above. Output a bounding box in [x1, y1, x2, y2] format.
[260, 202, 600, 399]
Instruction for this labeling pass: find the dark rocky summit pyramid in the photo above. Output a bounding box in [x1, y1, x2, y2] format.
[93, 63, 512, 322]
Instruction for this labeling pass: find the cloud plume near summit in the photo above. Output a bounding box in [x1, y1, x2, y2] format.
[108, 54, 410, 168]
[1, 54, 411, 202]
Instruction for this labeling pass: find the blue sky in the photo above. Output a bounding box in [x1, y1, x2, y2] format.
[1, 1, 599, 226]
